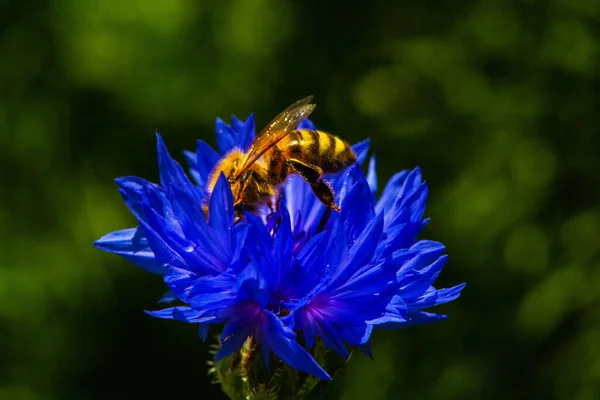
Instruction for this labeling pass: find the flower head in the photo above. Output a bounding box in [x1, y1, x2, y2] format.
[94, 107, 465, 394]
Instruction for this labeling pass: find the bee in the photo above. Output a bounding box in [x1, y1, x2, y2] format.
[205, 96, 357, 218]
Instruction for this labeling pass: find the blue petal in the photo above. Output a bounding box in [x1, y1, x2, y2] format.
[137, 218, 189, 269]
[94, 227, 165, 274]
[209, 174, 234, 234]
[408, 283, 466, 310]
[235, 264, 271, 309]
[328, 213, 383, 290]
[400, 256, 448, 299]
[377, 311, 448, 330]
[214, 303, 261, 362]
[385, 182, 428, 230]
[283, 175, 326, 239]
[340, 173, 376, 245]
[182, 150, 201, 186]
[141, 186, 185, 238]
[115, 176, 159, 222]
[169, 185, 229, 275]
[410, 240, 446, 267]
[164, 267, 199, 302]
[375, 221, 425, 260]
[340, 324, 373, 347]
[198, 324, 210, 341]
[270, 206, 293, 291]
[313, 318, 350, 360]
[243, 212, 274, 283]
[195, 140, 220, 188]
[215, 329, 252, 362]
[188, 273, 240, 314]
[230, 115, 245, 130]
[288, 232, 328, 298]
[156, 133, 201, 203]
[367, 155, 377, 198]
[375, 170, 409, 216]
[215, 118, 238, 155]
[158, 290, 177, 303]
[215, 115, 255, 154]
[256, 310, 331, 380]
[317, 218, 348, 289]
[333, 257, 396, 297]
[238, 114, 256, 151]
[144, 307, 204, 323]
[351, 138, 370, 165]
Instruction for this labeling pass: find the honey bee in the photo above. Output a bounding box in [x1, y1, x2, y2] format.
[205, 96, 357, 218]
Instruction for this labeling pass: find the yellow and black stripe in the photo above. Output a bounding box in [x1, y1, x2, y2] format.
[265, 129, 356, 185]
[295, 129, 356, 173]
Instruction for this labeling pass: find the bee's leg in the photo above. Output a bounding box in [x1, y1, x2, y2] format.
[287, 159, 321, 182]
[266, 197, 277, 214]
[264, 198, 277, 222]
[287, 159, 340, 212]
[233, 204, 245, 223]
[309, 180, 340, 212]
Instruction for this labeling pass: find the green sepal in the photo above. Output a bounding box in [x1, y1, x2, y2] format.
[210, 335, 350, 400]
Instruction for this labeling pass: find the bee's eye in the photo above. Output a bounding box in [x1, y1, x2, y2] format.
[240, 171, 249, 181]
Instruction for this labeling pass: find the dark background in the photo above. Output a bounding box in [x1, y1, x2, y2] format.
[1, 0, 599, 399]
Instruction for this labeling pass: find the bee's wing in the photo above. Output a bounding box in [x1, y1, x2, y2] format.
[234, 96, 315, 178]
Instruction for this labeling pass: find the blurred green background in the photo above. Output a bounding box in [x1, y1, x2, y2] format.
[1, 0, 599, 399]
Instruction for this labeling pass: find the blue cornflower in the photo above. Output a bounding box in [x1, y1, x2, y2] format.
[94, 110, 465, 384]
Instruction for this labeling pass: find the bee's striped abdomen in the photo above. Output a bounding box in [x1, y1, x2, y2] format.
[271, 129, 356, 185]
[300, 129, 356, 173]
